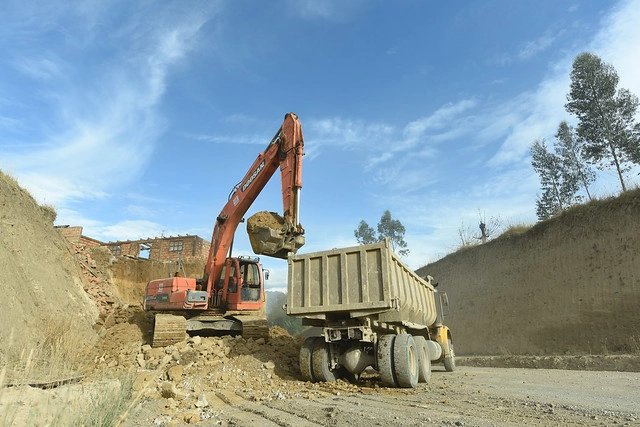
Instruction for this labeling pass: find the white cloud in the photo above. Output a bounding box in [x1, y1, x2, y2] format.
[492, 28, 560, 65]
[95, 220, 166, 242]
[357, 99, 479, 170]
[144, 23, 205, 106]
[591, 0, 640, 96]
[0, 3, 212, 210]
[404, 99, 478, 137]
[289, 0, 365, 21]
[307, 117, 394, 152]
[0, 116, 23, 132]
[292, 1, 337, 19]
[518, 33, 557, 61]
[365, 152, 394, 169]
[185, 133, 270, 145]
[12, 55, 66, 81]
[488, 62, 571, 167]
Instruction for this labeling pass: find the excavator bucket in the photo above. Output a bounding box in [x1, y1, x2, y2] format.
[247, 211, 305, 259]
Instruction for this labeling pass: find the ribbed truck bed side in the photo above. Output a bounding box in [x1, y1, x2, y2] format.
[287, 240, 438, 328]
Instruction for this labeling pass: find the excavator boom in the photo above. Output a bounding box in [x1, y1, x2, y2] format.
[246, 113, 305, 257]
[205, 112, 305, 292]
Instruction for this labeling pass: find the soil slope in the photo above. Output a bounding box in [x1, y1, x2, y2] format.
[0, 172, 98, 354]
[417, 190, 640, 356]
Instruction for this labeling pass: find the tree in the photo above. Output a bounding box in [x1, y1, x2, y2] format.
[457, 221, 476, 248]
[354, 220, 376, 244]
[457, 211, 502, 247]
[354, 210, 409, 257]
[565, 52, 640, 192]
[477, 211, 501, 244]
[554, 121, 595, 201]
[530, 138, 580, 220]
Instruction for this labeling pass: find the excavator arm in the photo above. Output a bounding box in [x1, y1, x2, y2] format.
[204, 112, 305, 294]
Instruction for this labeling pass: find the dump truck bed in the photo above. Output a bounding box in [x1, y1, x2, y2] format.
[287, 240, 438, 329]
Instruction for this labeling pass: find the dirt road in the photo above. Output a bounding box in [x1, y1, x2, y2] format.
[123, 366, 640, 426]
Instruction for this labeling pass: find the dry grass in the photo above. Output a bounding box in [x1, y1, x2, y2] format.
[0, 318, 136, 426]
[2, 319, 86, 384]
[40, 203, 58, 223]
[496, 223, 533, 240]
[1, 170, 57, 224]
[0, 170, 19, 187]
[70, 375, 137, 427]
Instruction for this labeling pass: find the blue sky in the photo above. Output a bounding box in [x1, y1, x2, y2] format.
[2, 0, 640, 291]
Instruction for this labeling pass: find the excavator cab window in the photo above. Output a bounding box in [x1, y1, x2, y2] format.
[240, 262, 261, 302]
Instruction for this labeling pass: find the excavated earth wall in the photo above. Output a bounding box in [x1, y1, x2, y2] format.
[0, 172, 98, 354]
[417, 190, 640, 356]
[92, 250, 206, 304]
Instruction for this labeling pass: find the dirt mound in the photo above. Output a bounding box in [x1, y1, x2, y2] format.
[0, 171, 98, 355]
[118, 325, 377, 425]
[247, 210, 285, 229]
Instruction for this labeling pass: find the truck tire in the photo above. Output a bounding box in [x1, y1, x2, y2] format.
[394, 334, 418, 388]
[299, 337, 319, 382]
[377, 334, 397, 387]
[312, 338, 337, 382]
[413, 336, 431, 384]
[444, 336, 456, 372]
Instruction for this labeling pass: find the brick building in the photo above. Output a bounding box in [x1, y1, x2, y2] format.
[107, 234, 210, 262]
[56, 225, 210, 262]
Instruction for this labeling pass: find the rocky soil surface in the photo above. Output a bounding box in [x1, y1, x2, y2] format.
[4, 300, 639, 426]
[118, 335, 640, 426]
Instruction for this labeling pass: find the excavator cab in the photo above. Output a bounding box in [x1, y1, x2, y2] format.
[246, 211, 305, 259]
[217, 256, 265, 311]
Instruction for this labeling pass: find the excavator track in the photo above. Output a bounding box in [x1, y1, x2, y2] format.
[152, 314, 187, 347]
[239, 316, 270, 341]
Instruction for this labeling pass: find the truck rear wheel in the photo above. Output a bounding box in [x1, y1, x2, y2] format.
[377, 334, 397, 387]
[413, 336, 431, 383]
[311, 338, 337, 382]
[394, 334, 418, 388]
[444, 337, 456, 372]
[299, 337, 320, 382]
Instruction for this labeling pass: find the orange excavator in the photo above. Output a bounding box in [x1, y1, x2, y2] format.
[144, 112, 305, 346]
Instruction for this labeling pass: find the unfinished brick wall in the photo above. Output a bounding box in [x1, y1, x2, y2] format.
[148, 235, 209, 262]
[104, 235, 210, 262]
[107, 242, 140, 257]
[58, 225, 211, 263]
[57, 226, 83, 242]
[56, 225, 103, 248]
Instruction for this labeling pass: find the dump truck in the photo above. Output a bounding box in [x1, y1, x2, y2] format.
[287, 239, 454, 388]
